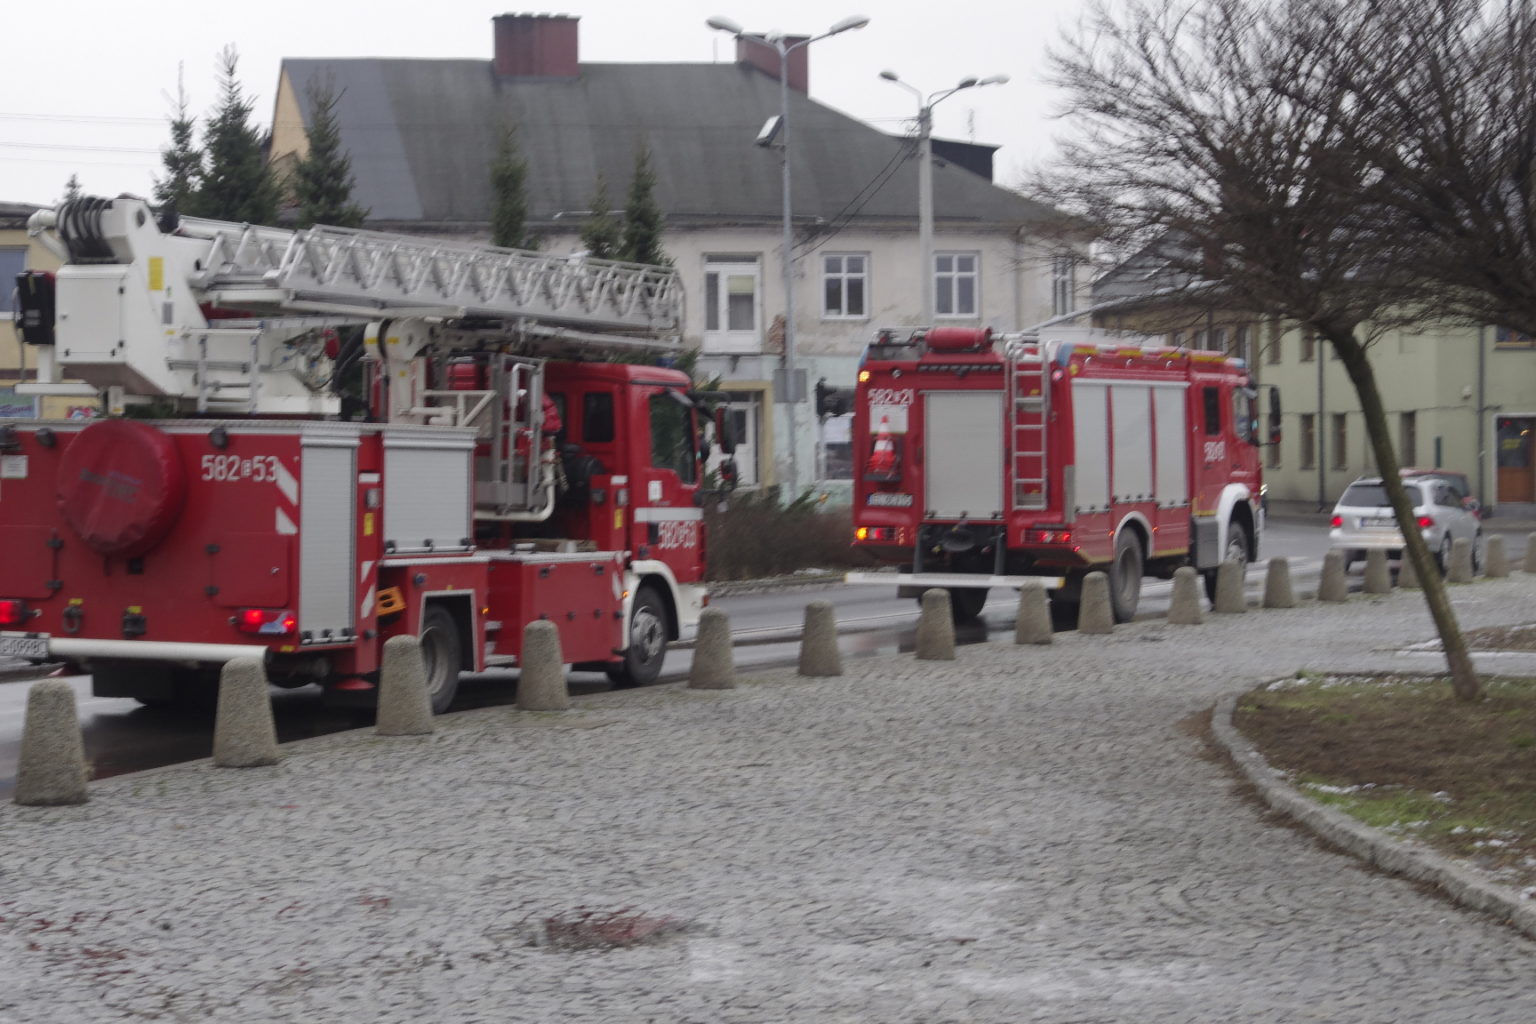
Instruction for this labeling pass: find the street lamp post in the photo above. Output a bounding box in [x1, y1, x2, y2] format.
[879, 71, 1009, 324]
[707, 14, 869, 495]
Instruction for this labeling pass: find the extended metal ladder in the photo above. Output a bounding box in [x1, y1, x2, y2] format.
[1005, 337, 1051, 510]
[178, 216, 683, 336]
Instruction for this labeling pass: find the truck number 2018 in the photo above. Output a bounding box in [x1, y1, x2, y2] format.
[201, 454, 283, 482]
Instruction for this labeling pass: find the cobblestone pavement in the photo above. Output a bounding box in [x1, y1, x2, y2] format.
[3, 578, 1536, 1023]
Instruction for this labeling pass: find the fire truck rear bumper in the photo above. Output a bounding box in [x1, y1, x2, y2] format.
[842, 572, 1067, 592]
[34, 637, 271, 666]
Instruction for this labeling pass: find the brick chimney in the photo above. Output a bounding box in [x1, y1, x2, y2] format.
[493, 13, 579, 78]
[735, 35, 809, 93]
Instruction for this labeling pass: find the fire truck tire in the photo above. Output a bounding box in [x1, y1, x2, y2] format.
[606, 585, 667, 688]
[419, 605, 462, 714]
[1203, 520, 1251, 603]
[943, 587, 988, 623]
[57, 419, 187, 558]
[1108, 530, 1144, 624]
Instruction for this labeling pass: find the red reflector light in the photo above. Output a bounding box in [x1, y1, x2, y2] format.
[856, 526, 897, 543]
[1417, 516, 1435, 529]
[1028, 529, 1072, 545]
[0, 599, 25, 626]
[1330, 516, 1343, 528]
[235, 608, 297, 636]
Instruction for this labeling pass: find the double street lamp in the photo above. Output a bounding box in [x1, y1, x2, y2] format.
[879, 70, 1009, 324]
[707, 13, 869, 494]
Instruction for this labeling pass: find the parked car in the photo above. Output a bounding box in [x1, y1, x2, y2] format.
[1329, 474, 1482, 573]
[1398, 467, 1482, 518]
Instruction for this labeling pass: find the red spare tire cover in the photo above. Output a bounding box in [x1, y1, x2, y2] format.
[57, 419, 187, 558]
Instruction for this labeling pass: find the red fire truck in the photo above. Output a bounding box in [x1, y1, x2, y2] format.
[0, 196, 733, 712]
[846, 326, 1269, 623]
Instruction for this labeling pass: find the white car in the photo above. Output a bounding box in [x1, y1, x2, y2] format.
[1328, 475, 1481, 573]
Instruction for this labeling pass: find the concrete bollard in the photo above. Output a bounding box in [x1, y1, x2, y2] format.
[690, 608, 737, 689]
[213, 658, 280, 767]
[1078, 571, 1114, 635]
[1213, 559, 1246, 614]
[1485, 534, 1509, 578]
[376, 635, 436, 735]
[1398, 547, 1421, 590]
[517, 620, 570, 711]
[914, 589, 957, 660]
[1262, 557, 1297, 609]
[1318, 550, 1349, 602]
[1167, 566, 1204, 625]
[1013, 580, 1053, 645]
[14, 679, 89, 805]
[1448, 537, 1474, 584]
[797, 601, 842, 678]
[1363, 548, 1392, 594]
[1525, 533, 1536, 574]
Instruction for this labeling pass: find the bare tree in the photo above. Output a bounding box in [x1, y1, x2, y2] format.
[1044, 0, 1480, 699]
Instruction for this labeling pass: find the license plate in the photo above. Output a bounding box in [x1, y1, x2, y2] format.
[1364, 516, 1395, 527]
[0, 635, 49, 659]
[867, 492, 914, 507]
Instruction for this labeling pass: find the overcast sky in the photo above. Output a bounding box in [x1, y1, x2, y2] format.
[2, 0, 1092, 209]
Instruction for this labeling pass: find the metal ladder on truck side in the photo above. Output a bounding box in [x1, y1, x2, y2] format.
[1005, 337, 1051, 511]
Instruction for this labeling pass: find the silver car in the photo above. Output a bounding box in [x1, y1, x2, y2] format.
[1329, 475, 1482, 573]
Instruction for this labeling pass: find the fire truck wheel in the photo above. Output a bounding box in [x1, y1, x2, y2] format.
[419, 605, 463, 714]
[944, 587, 989, 623]
[606, 585, 667, 688]
[1203, 520, 1252, 602]
[1108, 531, 1145, 624]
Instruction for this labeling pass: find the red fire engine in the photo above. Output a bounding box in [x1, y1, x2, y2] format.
[0, 196, 734, 711]
[846, 326, 1268, 623]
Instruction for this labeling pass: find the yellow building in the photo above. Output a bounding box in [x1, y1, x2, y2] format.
[1, 200, 90, 420]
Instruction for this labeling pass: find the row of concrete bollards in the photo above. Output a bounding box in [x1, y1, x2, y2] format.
[20, 534, 1533, 806]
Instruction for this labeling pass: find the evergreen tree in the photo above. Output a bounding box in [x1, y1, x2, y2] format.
[579, 174, 622, 260]
[620, 141, 669, 266]
[489, 123, 534, 249]
[62, 175, 83, 203]
[197, 46, 279, 224]
[291, 76, 368, 228]
[153, 67, 202, 216]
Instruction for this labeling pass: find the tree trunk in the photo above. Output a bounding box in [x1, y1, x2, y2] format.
[1324, 328, 1481, 701]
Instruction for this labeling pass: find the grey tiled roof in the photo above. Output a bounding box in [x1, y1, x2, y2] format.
[281, 59, 1052, 231]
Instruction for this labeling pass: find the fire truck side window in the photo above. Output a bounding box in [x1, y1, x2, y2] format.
[1203, 387, 1222, 435]
[583, 392, 615, 443]
[649, 394, 698, 484]
[1233, 389, 1256, 444]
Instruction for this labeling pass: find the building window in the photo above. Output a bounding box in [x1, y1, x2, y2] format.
[822, 254, 868, 319]
[1495, 327, 1535, 349]
[934, 252, 978, 317]
[1051, 256, 1075, 316]
[0, 248, 24, 315]
[1400, 411, 1417, 468]
[1300, 414, 1316, 470]
[1265, 321, 1281, 364]
[703, 255, 761, 354]
[1208, 327, 1226, 353]
[1234, 325, 1254, 364]
[1300, 330, 1316, 363]
[1332, 413, 1348, 470]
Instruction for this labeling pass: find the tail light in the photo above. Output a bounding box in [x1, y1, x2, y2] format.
[856, 526, 897, 543]
[1028, 529, 1072, 545]
[1417, 516, 1435, 529]
[0, 599, 26, 626]
[1330, 515, 1343, 528]
[235, 608, 297, 636]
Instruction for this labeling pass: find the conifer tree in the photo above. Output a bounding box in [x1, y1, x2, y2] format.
[62, 175, 83, 203]
[291, 77, 368, 228]
[579, 174, 622, 260]
[197, 46, 279, 224]
[154, 67, 203, 216]
[620, 141, 669, 266]
[490, 123, 534, 249]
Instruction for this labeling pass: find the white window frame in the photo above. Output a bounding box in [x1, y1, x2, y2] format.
[1051, 255, 1076, 317]
[934, 251, 979, 319]
[702, 255, 762, 355]
[821, 253, 869, 320]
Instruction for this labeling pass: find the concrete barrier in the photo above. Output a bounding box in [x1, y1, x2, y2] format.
[1448, 537, 1474, 584]
[1363, 548, 1391, 594]
[914, 589, 956, 660]
[517, 620, 570, 711]
[1318, 550, 1349, 602]
[1078, 572, 1114, 634]
[1213, 559, 1246, 614]
[1485, 534, 1509, 578]
[797, 601, 842, 677]
[1167, 566, 1204, 625]
[1262, 557, 1297, 609]
[1013, 580, 1053, 645]
[212, 658, 280, 767]
[376, 636, 435, 736]
[14, 679, 89, 805]
[1399, 548, 1421, 590]
[690, 607, 737, 689]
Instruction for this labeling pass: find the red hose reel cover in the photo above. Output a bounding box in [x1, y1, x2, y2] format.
[57, 419, 187, 558]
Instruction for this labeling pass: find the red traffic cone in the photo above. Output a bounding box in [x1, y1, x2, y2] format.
[865, 417, 898, 479]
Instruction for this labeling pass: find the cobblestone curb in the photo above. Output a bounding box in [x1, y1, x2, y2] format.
[1211, 691, 1536, 940]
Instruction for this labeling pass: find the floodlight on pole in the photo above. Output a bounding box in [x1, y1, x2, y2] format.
[708, 13, 869, 495]
[880, 70, 1010, 323]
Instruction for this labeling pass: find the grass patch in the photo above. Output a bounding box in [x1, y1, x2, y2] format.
[1235, 673, 1536, 889]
